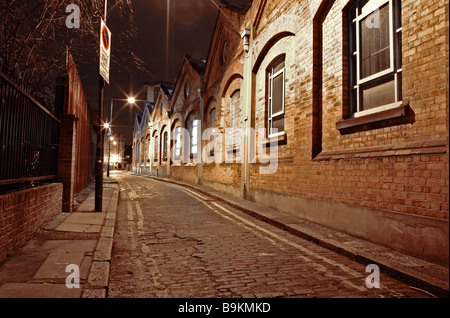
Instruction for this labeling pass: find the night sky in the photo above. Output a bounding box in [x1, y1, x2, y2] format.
[83, 0, 251, 144]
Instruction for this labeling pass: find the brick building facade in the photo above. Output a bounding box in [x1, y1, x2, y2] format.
[133, 0, 449, 264]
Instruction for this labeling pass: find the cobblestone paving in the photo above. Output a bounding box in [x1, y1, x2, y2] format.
[108, 174, 430, 298]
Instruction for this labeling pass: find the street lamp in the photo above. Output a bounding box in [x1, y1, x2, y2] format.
[106, 96, 142, 175]
[108, 96, 140, 129]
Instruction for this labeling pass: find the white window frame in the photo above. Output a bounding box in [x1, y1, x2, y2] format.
[210, 108, 216, 154]
[229, 90, 241, 148]
[190, 119, 200, 156]
[268, 59, 286, 137]
[352, 0, 402, 118]
[163, 131, 168, 161]
[154, 134, 158, 162]
[175, 126, 181, 158]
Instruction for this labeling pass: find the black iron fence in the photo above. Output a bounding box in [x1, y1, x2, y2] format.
[0, 68, 60, 192]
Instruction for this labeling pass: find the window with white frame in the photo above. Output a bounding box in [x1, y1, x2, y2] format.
[230, 90, 241, 147]
[163, 131, 168, 161]
[175, 126, 181, 158]
[210, 108, 216, 154]
[268, 56, 285, 137]
[190, 119, 200, 156]
[153, 134, 158, 162]
[348, 0, 402, 117]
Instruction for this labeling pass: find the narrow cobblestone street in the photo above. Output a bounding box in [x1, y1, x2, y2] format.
[108, 172, 429, 298]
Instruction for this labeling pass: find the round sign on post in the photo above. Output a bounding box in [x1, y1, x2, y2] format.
[99, 20, 111, 84]
[102, 26, 110, 51]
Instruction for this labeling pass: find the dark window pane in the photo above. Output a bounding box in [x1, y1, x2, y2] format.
[210, 108, 216, 128]
[360, 76, 395, 111]
[272, 72, 284, 114]
[231, 91, 240, 129]
[163, 132, 167, 161]
[273, 59, 285, 74]
[271, 114, 285, 135]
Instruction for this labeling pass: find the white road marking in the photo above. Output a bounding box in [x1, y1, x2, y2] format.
[177, 187, 373, 293]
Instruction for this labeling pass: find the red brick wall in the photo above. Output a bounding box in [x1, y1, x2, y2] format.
[171, 165, 198, 184]
[66, 53, 95, 194]
[203, 163, 242, 186]
[242, 0, 449, 220]
[0, 183, 63, 265]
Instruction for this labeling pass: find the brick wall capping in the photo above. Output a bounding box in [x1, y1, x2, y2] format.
[314, 138, 448, 161]
[336, 103, 414, 135]
[0, 175, 57, 187]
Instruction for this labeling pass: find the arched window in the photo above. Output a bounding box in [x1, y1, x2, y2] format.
[229, 90, 241, 148]
[184, 82, 190, 99]
[191, 119, 200, 156]
[162, 131, 168, 161]
[209, 108, 216, 155]
[186, 113, 200, 156]
[175, 127, 181, 157]
[230, 90, 241, 130]
[267, 56, 285, 136]
[153, 132, 158, 163]
[221, 41, 228, 64]
[210, 108, 216, 129]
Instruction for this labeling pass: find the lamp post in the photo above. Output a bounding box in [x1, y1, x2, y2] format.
[107, 136, 114, 177]
[94, 0, 109, 212]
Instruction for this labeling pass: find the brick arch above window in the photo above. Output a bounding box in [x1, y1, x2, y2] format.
[204, 97, 217, 126]
[221, 73, 243, 98]
[170, 114, 183, 130]
[252, 31, 294, 74]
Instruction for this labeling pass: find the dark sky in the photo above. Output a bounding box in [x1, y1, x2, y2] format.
[82, 0, 251, 144]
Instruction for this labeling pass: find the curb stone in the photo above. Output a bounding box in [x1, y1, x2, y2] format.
[81, 188, 119, 298]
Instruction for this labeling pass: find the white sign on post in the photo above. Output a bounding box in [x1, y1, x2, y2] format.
[99, 19, 111, 84]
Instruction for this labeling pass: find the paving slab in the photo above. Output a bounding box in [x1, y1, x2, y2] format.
[0, 283, 81, 298]
[0, 180, 119, 299]
[54, 223, 91, 233]
[63, 213, 106, 225]
[33, 251, 86, 280]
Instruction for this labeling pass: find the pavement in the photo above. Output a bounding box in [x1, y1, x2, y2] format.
[0, 172, 448, 298]
[0, 177, 119, 298]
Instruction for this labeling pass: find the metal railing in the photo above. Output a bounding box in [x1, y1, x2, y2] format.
[0, 68, 60, 192]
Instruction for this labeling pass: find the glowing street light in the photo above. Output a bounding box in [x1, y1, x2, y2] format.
[127, 97, 136, 104]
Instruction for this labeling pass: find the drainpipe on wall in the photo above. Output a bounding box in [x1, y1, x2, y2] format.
[241, 27, 252, 199]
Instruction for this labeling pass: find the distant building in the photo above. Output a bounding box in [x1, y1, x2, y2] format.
[124, 145, 133, 168]
[104, 132, 125, 169]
